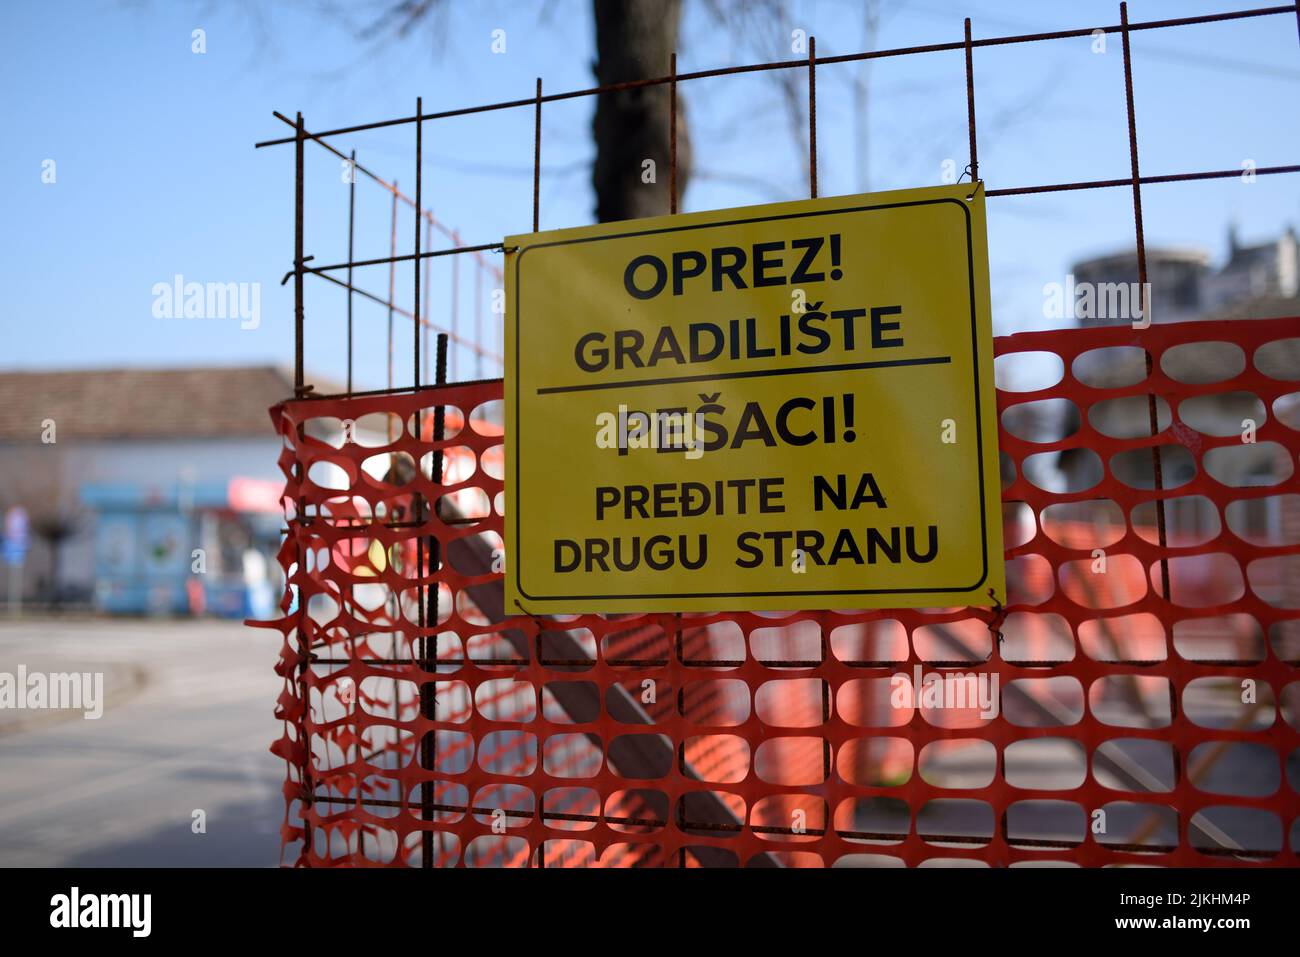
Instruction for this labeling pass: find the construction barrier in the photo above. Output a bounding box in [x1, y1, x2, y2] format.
[258, 315, 1300, 866]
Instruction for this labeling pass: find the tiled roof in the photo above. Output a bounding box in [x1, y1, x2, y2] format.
[0, 366, 316, 441]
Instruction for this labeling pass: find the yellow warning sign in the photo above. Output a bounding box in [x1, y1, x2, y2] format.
[505, 183, 1004, 613]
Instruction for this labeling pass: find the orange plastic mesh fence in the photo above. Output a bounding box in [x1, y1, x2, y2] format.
[257, 315, 1300, 867]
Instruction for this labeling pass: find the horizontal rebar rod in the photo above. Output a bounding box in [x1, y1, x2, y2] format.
[302, 793, 1277, 857]
[307, 656, 821, 668]
[987, 162, 1300, 197]
[301, 267, 502, 361]
[256, 5, 1297, 148]
[280, 161, 1300, 307]
[305, 655, 1177, 668]
[292, 243, 505, 278]
[296, 374, 504, 401]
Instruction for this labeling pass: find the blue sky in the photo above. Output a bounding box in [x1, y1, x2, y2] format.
[3, 0, 1298, 392]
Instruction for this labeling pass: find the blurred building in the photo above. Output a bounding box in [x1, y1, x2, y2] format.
[1054, 226, 1299, 625]
[1071, 246, 1208, 327]
[1069, 223, 1300, 330]
[1203, 223, 1300, 313]
[0, 366, 315, 617]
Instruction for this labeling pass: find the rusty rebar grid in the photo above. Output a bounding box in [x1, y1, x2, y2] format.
[263, 3, 1298, 404]
[255, 5, 1299, 148]
[267, 2, 1300, 868]
[268, 110, 504, 284]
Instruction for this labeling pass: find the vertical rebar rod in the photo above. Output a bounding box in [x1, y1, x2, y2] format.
[964, 19, 978, 183]
[291, 110, 311, 861]
[674, 610, 684, 867]
[821, 630, 830, 782]
[431, 334, 449, 515]
[1120, 2, 1171, 602]
[451, 230, 461, 381]
[294, 112, 305, 396]
[476, 310, 484, 381]
[417, 490, 429, 869]
[345, 147, 358, 857]
[346, 149, 356, 396]
[386, 181, 399, 409]
[474, 262, 484, 378]
[669, 52, 678, 214]
[808, 37, 818, 198]
[533, 78, 542, 232]
[423, 217, 433, 388]
[420, 332, 448, 868]
[410, 94, 431, 865]
[294, 503, 311, 863]
[414, 96, 423, 391]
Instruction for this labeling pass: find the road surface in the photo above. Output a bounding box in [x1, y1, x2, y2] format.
[0, 616, 284, 867]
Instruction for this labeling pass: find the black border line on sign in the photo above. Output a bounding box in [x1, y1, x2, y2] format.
[536, 355, 953, 395]
[512, 195, 989, 602]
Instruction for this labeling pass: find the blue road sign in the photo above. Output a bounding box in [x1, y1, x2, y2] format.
[3, 506, 29, 566]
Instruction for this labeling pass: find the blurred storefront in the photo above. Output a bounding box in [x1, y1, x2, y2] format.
[0, 366, 329, 616]
[81, 477, 281, 619]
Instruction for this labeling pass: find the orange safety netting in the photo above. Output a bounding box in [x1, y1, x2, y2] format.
[255, 315, 1300, 867]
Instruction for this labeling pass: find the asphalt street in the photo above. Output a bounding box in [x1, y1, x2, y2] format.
[0, 617, 284, 867]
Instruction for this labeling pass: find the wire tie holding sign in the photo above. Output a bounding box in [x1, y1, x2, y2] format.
[511, 597, 550, 637]
[986, 586, 1006, 649]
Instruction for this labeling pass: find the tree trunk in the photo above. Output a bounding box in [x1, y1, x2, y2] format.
[591, 0, 689, 222]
